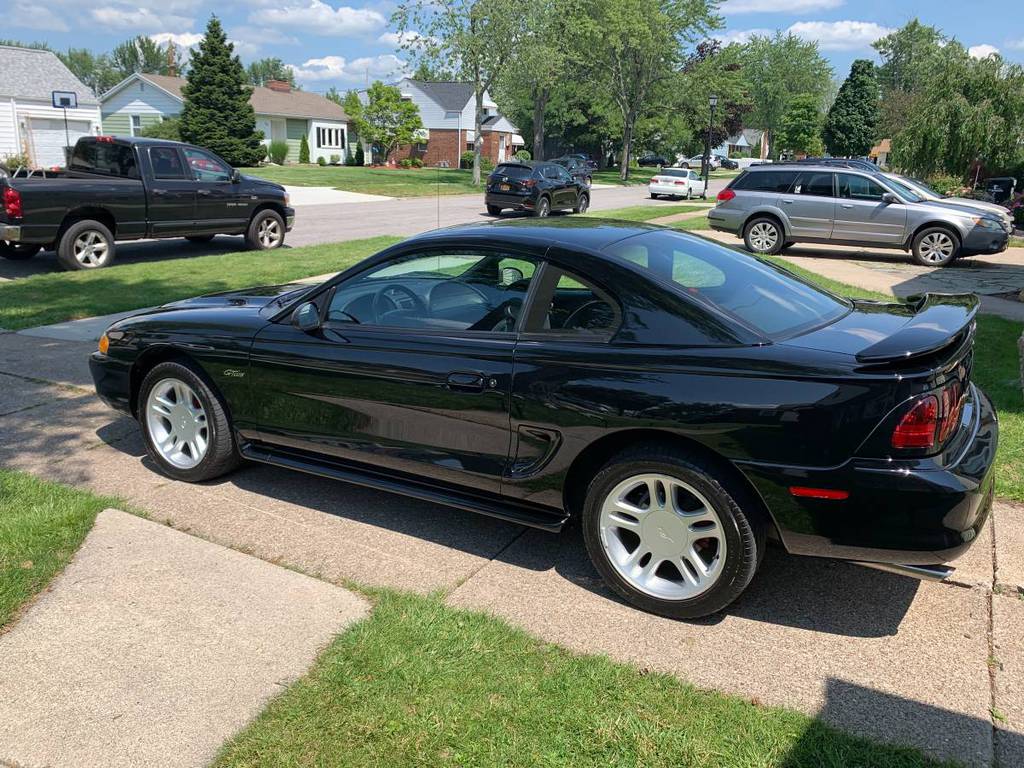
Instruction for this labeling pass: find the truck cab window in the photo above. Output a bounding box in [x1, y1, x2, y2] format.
[150, 147, 187, 180]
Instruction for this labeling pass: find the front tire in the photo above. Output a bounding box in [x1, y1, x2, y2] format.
[582, 446, 765, 619]
[0, 241, 42, 260]
[486, 204, 502, 216]
[743, 217, 784, 255]
[245, 209, 285, 250]
[138, 361, 241, 483]
[57, 220, 115, 270]
[573, 193, 589, 214]
[912, 227, 960, 267]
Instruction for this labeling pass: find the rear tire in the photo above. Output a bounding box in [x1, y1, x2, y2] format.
[138, 360, 242, 483]
[743, 217, 784, 255]
[245, 209, 285, 250]
[0, 241, 41, 260]
[57, 220, 115, 270]
[581, 445, 766, 619]
[650, 193, 660, 199]
[486, 205, 502, 216]
[533, 196, 551, 218]
[911, 226, 960, 267]
[186, 235, 216, 244]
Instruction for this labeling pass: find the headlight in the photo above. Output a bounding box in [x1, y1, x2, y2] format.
[283, 192, 290, 207]
[975, 216, 1002, 230]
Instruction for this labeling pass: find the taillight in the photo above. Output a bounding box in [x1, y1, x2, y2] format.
[674, 180, 686, 185]
[892, 395, 938, 449]
[3, 187, 22, 218]
[717, 188, 736, 202]
[937, 380, 964, 443]
[523, 179, 537, 188]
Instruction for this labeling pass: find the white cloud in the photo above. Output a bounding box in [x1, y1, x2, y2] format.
[8, 1, 70, 31]
[715, 28, 773, 45]
[251, 1, 386, 37]
[1007, 38, 1024, 51]
[288, 54, 407, 84]
[149, 32, 204, 48]
[721, 0, 842, 14]
[787, 20, 894, 51]
[90, 7, 194, 32]
[968, 44, 999, 59]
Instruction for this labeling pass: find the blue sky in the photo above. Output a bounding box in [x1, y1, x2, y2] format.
[6, 0, 1023, 93]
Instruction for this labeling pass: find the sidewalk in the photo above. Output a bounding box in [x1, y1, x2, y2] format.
[0, 509, 368, 768]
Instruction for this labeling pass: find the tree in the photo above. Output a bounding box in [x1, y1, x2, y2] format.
[138, 118, 182, 141]
[393, 0, 527, 183]
[823, 60, 880, 157]
[179, 17, 265, 167]
[58, 48, 121, 96]
[299, 134, 310, 164]
[246, 58, 296, 87]
[872, 20, 947, 138]
[581, 0, 718, 179]
[111, 36, 181, 77]
[739, 32, 832, 157]
[342, 82, 423, 164]
[776, 94, 824, 156]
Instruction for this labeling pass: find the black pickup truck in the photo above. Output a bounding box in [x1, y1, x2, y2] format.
[0, 136, 294, 270]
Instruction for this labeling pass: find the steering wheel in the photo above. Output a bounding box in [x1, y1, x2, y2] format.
[562, 300, 612, 331]
[372, 284, 426, 323]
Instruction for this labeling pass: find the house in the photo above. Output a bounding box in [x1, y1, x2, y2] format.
[100, 73, 349, 164]
[382, 79, 524, 167]
[714, 128, 769, 161]
[869, 138, 891, 168]
[0, 45, 103, 168]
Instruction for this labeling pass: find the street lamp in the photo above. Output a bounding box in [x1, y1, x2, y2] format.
[704, 94, 718, 196]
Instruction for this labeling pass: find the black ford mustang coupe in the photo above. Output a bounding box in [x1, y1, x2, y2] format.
[90, 220, 997, 618]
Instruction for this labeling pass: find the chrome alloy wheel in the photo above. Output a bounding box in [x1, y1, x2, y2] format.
[918, 231, 955, 264]
[73, 230, 110, 267]
[747, 222, 778, 252]
[145, 378, 210, 469]
[599, 473, 726, 601]
[257, 217, 282, 248]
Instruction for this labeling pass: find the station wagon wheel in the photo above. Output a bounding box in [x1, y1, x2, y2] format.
[582, 446, 765, 619]
[138, 361, 242, 482]
[743, 217, 783, 255]
[56, 219, 116, 271]
[912, 227, 959, 267]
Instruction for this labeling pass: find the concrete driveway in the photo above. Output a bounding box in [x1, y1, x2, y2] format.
[0, 329, 1022, 767]
[0, 179, 730, 281]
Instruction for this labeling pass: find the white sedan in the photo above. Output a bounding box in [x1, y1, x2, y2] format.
[649, 168, 707, 200]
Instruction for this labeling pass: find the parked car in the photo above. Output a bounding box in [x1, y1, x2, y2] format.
[550, 156, 593, 186]
[789, 157, 879, 172]
[681, 155, 720, 171]
[648, 168, 706, 200]
[717, 156, 739, 170]
[0, 136, 293, 270]
[567, 153, 599, 171]
[708, 165, 1010, 266]
[889, 175, 1015, 230]
[637, 153, 670, 167]
[485, 161, 589, 217]
[90, 219, 997, 619]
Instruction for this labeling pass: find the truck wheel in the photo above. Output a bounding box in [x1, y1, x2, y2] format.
[57, 220, 115, 270]
[185, 235, 216, 244]
[912, 227, 959, 267]
[245, 210, 285, 250]
[0, 241, 42, 260]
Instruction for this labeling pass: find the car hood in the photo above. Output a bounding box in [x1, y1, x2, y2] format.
[161, 282, 310, 311]
[942, 196, 1013, 221]
[240, 175, 286, 195]
[920, 199, 1000, 221]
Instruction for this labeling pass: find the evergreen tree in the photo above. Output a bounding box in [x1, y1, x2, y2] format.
[823, 59, 880, 157]
[299, 134, 310, 164]
[180, 17, 264, 167]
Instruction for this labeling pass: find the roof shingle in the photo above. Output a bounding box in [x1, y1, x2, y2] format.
[0, 45, 99, 105]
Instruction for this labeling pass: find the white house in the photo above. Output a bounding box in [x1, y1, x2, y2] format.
[101, 73, 349, 164]
[0, 45, 103, 168]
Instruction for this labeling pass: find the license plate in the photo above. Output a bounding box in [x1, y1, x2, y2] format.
[500, 183, 511, 191]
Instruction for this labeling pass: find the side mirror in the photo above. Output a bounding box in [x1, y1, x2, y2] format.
[881, 192, 899, 204]
[292, 301, 320, 332]
[231, 168, 241, 183]
[500, 266, 524, 285]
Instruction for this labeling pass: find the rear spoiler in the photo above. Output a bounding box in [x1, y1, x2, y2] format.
[855, 293, 979, 363]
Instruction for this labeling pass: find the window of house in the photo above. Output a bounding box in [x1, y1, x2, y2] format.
[130, 115, 142, 135]
[316, 127, 345, 149]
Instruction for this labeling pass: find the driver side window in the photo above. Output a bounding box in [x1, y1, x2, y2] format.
[325, 250, 537, 333]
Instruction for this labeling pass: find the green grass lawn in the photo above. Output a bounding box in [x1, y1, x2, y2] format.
[0, 470, 119, 630]
[0, 236, 400, 331]
[1010, 236, 1023, 248]
[214, 589, 946, 768]
[585, 204, 706, 222]
[241, 165, 481, 197]
[593, 167, 740, 187]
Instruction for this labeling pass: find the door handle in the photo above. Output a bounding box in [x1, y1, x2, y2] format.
[781, 198, 794, 204]
[446, 372, 487, 392]
[151, 188, 167, 196]
[197, 189, 212, 197]
[841, 203, 854, 209]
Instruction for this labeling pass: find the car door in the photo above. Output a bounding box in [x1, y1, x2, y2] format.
[146, 146, 196, 236]
[778, 171, 835, 239]
[689, 170, 705, 198]
[833, 172, 908, 244]
[553, 165, 577, 208]
[183, 147, 250, 234]
[242, 246, 542, 495]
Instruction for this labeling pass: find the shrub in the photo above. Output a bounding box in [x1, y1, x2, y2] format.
[330, 154, 341, 165]
[398, 158, 413, 168]
[481, 157, 494, 172]
[460, 150, 475, 169]
[355, 143, 365, 166]
[139, 117, 181, 142]
[514, 149, 531, 161]
[317, 156, 327, 166]
[299, 135, 310, 164]
[0, 152, 31, 173]
[412, 157, 423, 168]
[268, 140, 289, 165]
[926, 174, 963, 196]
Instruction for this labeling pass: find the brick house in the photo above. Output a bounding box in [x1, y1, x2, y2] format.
[380, 79, 523, 167]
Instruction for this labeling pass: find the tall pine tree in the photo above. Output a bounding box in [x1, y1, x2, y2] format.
[180, 17, 264, 166]
[823, 60, 880, 158]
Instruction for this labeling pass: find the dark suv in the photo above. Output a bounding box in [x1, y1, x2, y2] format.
[485, 161, 590, 217]
[551, 156, 593, 186]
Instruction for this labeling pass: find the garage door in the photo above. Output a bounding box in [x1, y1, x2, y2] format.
[29, 118, 92, 168]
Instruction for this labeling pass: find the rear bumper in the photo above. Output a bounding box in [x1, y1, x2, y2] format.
[740, 383, 997, 565]
[706, 207, 742, 234]
[485, 191, 536, 210]
[649, 183, 696, 196]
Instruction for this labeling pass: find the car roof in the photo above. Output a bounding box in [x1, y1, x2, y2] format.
[743, 163, 880, 175]
[399, 218, 662, 252]
[91, 135, 192, 147]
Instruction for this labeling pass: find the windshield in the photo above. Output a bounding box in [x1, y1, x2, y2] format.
[605, 230, 849, 340]
[884, 177, 924, 203]
[905, 176, 942, 197]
